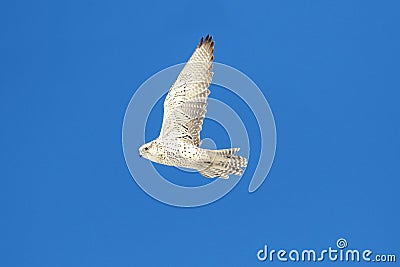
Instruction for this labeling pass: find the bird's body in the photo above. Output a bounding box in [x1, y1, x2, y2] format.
[140, 138, 210, 169]
[139, 35, 247, 179]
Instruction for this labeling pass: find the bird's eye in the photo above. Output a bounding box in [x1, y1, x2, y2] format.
[144, 147, 148, 151]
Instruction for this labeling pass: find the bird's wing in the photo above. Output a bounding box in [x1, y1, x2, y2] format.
[160, 35, 214, 147]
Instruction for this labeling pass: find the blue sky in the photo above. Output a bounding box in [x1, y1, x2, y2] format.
[1, 0, 399, 266]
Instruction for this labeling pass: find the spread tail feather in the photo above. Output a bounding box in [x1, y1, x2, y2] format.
[199, 148, 247, 179]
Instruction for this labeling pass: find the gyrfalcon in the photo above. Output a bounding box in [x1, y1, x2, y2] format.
[139, 35, 247, 179]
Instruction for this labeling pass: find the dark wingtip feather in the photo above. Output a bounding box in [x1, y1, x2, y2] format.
[198, 34, 214, 48]
[198, 37, 204, 47]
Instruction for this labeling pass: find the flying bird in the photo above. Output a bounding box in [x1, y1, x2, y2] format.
[139, 35, 247, 179]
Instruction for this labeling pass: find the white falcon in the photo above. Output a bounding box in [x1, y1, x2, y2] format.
[139, 35, 247, 179]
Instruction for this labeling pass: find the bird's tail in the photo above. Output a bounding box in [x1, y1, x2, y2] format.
[198, 148, 247, 179]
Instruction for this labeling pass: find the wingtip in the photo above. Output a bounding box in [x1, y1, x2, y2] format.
[198, 37, 204, 47]
[198, 34, 214, 48]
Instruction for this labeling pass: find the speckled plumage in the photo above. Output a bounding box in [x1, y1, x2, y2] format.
[139, 35, 247, 179]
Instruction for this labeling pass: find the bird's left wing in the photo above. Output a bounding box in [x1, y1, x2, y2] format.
[159, 35, 214, 147]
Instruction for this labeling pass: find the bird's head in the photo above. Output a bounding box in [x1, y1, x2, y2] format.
[139, 140, 159, 161]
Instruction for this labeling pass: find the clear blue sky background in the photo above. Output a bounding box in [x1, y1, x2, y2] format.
[1, 0, 399, 266]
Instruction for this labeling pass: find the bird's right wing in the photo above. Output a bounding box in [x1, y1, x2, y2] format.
[159, 35, 214, 147]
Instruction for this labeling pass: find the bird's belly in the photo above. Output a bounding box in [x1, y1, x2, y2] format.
[164, 144, 207, 169]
